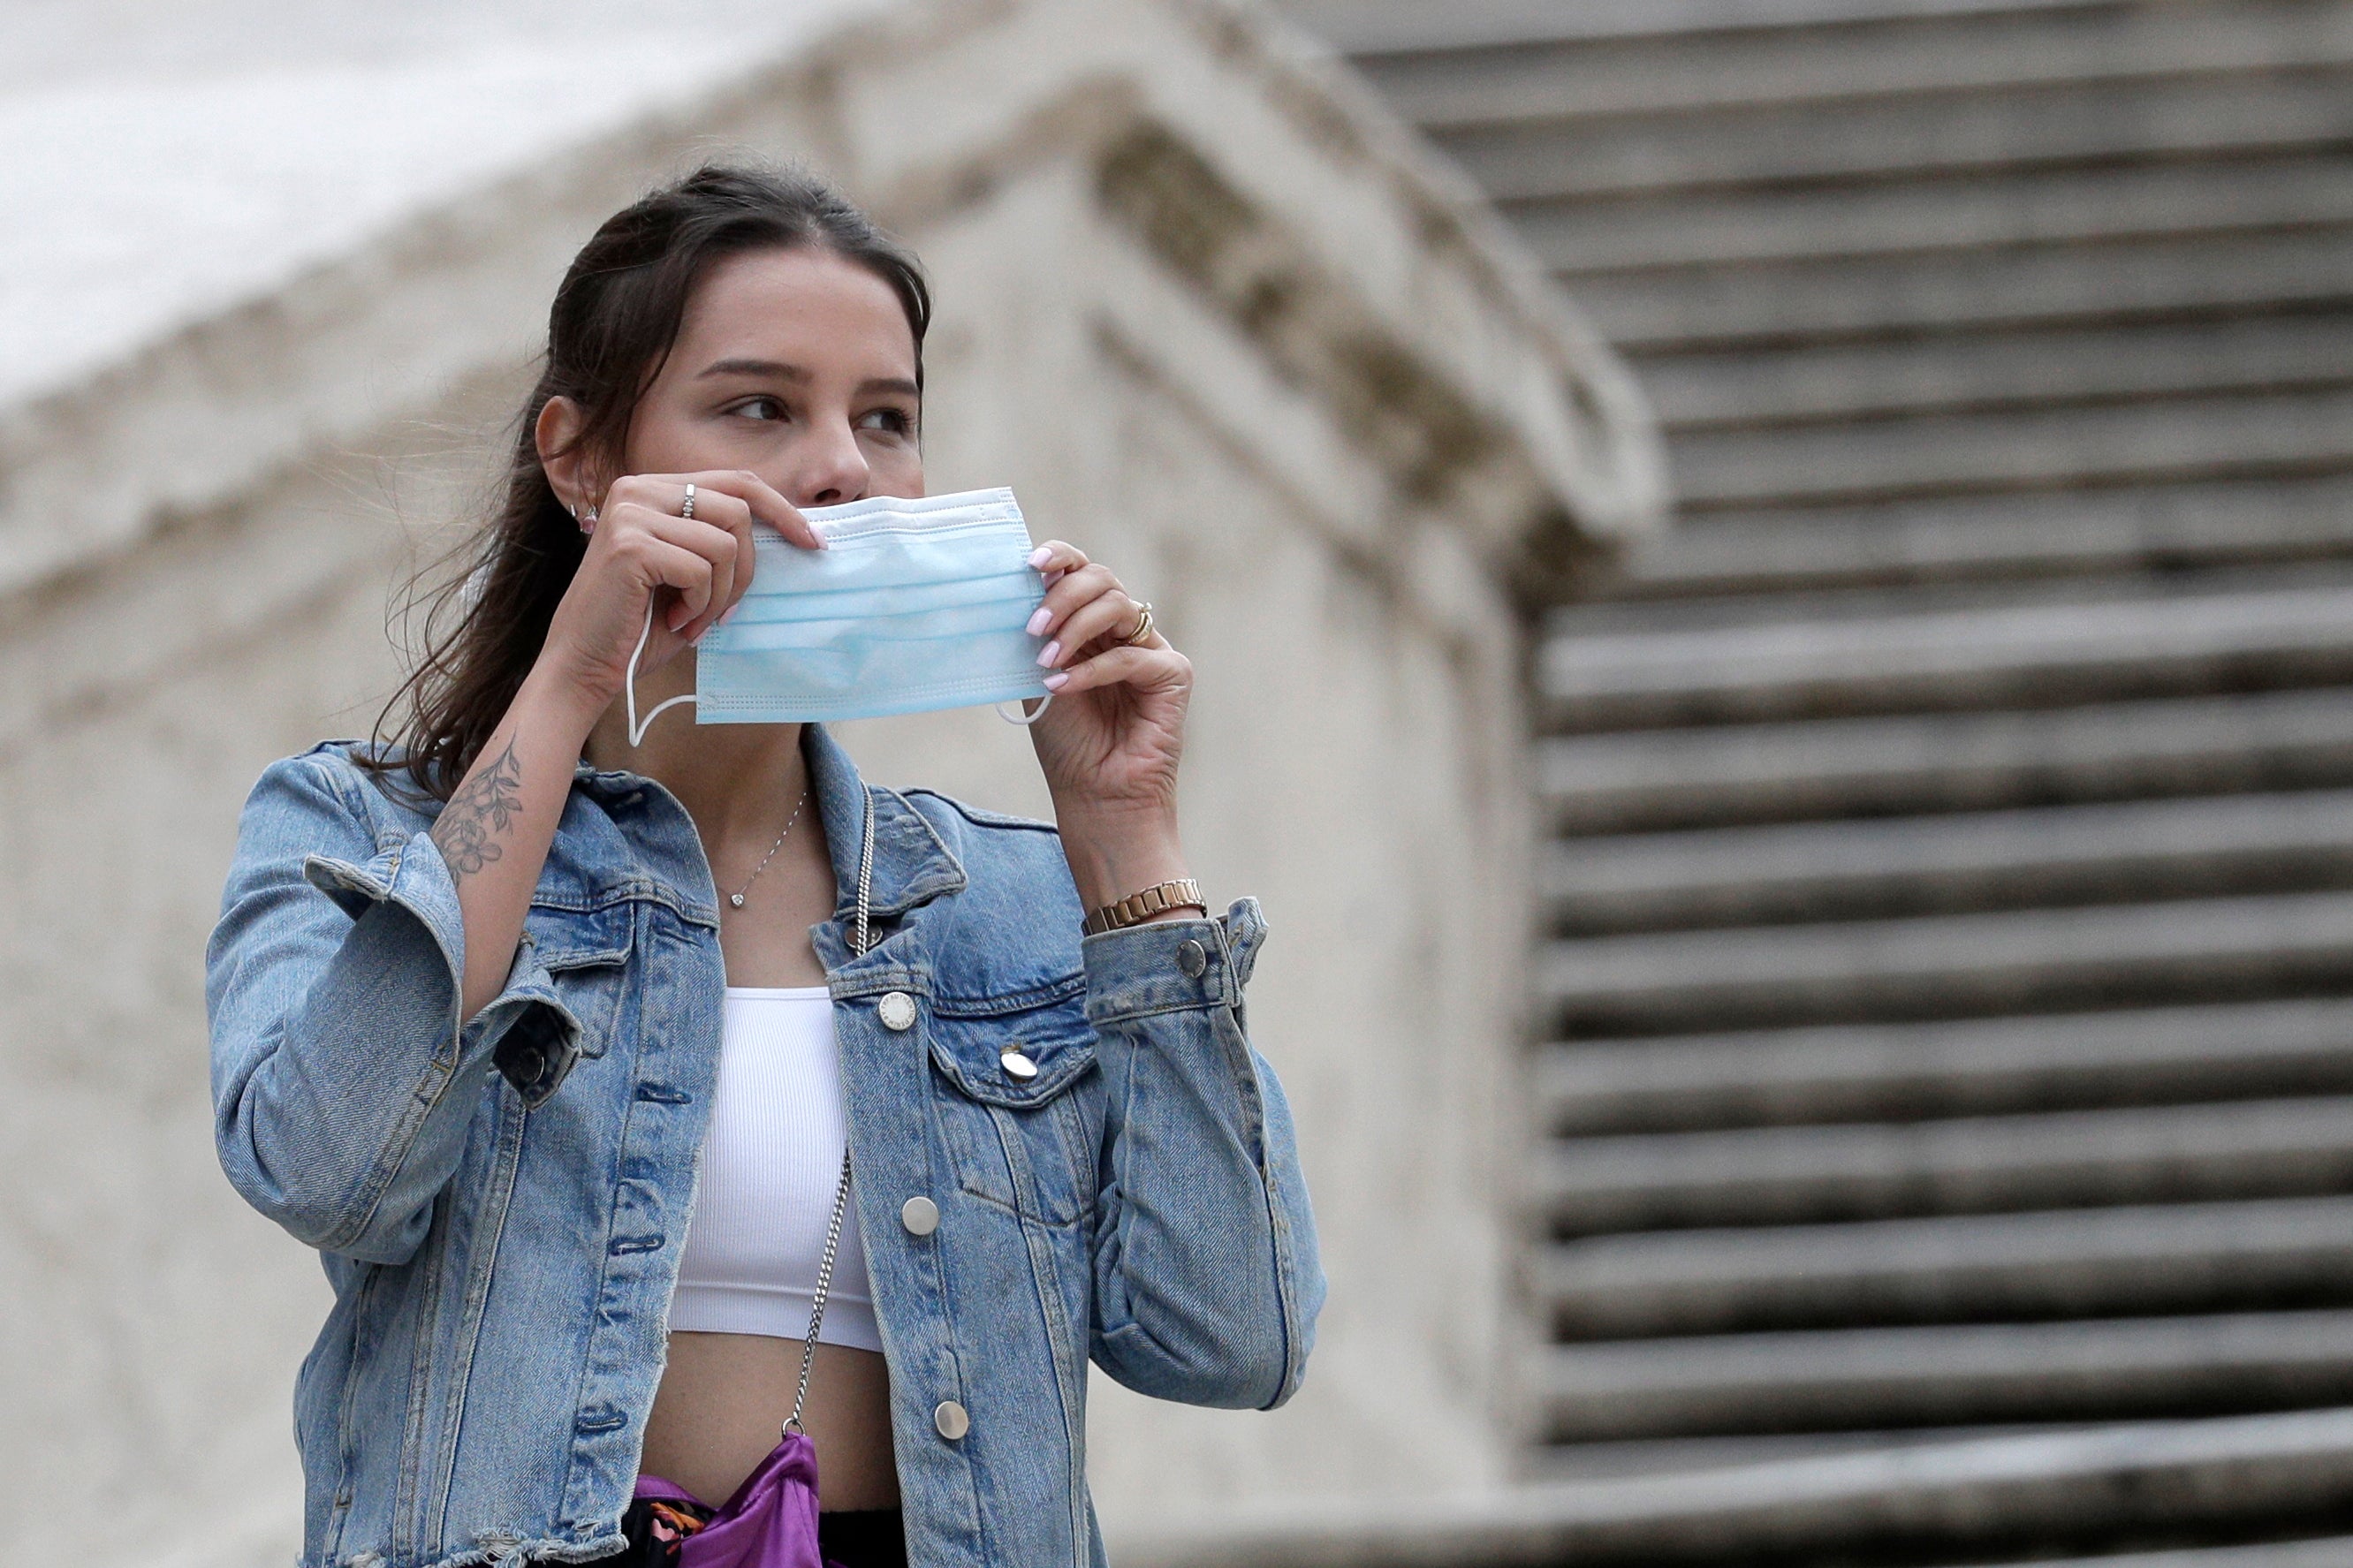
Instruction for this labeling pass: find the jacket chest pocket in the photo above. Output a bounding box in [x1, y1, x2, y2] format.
[926, 985, 1098, 1227]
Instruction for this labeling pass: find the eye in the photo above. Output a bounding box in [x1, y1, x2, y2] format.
[857, 406, 916, 437]
[729, 396, 787, 422]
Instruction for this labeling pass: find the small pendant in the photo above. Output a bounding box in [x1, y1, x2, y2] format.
[730, 892, 746, 907]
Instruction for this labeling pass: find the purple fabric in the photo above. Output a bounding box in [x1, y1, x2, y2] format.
[634, 1433, 834, 1568]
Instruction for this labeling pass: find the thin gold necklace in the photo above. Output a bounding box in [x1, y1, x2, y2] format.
[723, 784, 808, 910]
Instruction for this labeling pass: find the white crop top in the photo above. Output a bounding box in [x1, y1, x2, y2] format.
[668, 986, 882, 1352]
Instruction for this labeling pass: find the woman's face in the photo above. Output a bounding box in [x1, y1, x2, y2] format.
[620, 245, 924, 507]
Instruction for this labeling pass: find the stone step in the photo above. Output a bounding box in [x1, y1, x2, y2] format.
[1540, 890, 2353, 1036]
[1569, 224, 2353, 353]
[1544, 788, 2353, 935]
[1954, 1536, 2353, 1567]
[1538, 1095, 2353, 1233]
[1538, 1000, 2353, 1134]
[1138, 1407, 2353, 1564]
[1347, 2, 2353, 129]
[1438, 64, 2353, 203]
[1542, 1195, 2353, 1337]
[1127, 1409, 2353, 1564]
[1540, 579, 2353, 729]
[1638, 315, 2353, 430]
[1286, 0, 2164, 57]
[1519, 1417, 2341, 1488]
[1542, 1309, 2353, 1442]
[1663, 389, 2353, 512]
[1514, 154, 2353, 276]
[1609, 481, 2353, 602]
[1540, 688, 2353, 836]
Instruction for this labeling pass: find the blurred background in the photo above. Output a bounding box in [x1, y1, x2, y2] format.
[6, 1, 2353, 1564]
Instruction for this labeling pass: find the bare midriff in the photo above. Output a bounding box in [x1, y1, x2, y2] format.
[641, 1331, 899, 1511]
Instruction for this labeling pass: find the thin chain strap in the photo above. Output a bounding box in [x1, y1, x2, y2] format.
[784, 790, 877, 1438]
[783, 1149, 854, 1436]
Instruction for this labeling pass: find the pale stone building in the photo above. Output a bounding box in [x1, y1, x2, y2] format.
[0, 3, 1658, 1565]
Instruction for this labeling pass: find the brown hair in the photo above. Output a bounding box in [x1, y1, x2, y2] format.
[360, 162, 930, 801]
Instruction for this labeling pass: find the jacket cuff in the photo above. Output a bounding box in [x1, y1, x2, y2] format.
[300, 835, 585, 1107]
[1082, 897, 1266, 1025]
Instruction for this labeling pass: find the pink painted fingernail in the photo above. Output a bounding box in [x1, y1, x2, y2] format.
[1036, 640, 1060, 668]
[1042, 671, 1069, 691]
[1028, 547, 1051, 568]
[1025, 607, 1052, 636]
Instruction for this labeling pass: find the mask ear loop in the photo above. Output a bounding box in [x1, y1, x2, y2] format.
[626, 597, 698, 746]
[997, 694, 1053, 726]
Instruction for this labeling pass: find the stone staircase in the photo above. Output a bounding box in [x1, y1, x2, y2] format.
[1281, 0, 2353, 1560]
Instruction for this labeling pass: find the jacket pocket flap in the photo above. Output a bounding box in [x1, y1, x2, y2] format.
[927, 1004, 1097, 1108]
[523, 904, 632, 970]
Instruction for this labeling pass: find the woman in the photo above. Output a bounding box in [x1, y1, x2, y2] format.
[206, 164, 1323, 1568]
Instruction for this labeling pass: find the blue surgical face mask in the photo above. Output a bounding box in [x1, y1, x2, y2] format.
[623, 487, 1052, 741]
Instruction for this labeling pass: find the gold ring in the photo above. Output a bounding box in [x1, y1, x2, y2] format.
[1120, 602, 1155, 647]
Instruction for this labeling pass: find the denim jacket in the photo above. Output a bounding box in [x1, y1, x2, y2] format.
[205, 723, 1323, 1568]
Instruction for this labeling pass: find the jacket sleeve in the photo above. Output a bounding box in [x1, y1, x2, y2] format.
[204, 752, 585, 1264]
[1082, 897, 1325, 1408]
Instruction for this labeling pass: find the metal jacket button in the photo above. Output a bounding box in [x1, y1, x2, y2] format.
[877, 991, 917, 1031]
[1000, 1048, 1039, 1082]
[1176, 939, 1209, 977]
[900, 1195, 940, 1236]
[934, 1400, 970, 1441]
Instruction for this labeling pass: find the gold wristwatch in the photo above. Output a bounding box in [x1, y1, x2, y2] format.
[1082, 878, 1206, 936]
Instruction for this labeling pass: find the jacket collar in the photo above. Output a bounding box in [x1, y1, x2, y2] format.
[565, 723, 966, 927]
[801, 722, 968, 925]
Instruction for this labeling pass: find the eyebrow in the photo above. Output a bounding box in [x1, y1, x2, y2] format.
[694, 360, 920, 400]
[696, 358, 810, 381]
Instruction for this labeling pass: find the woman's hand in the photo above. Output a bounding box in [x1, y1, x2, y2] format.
[1021, 541, 1196, 912]
[536, 470, 821, 716]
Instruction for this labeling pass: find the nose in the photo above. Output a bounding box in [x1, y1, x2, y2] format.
[789, 415, 870, 509]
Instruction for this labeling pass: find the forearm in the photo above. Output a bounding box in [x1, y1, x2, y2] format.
[439, 666, 603, 1021]
[1053, 799, 1197, 921]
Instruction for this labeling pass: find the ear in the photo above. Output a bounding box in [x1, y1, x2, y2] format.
[536, 396, 598, 518]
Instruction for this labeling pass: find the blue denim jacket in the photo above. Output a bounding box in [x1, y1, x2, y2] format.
[205, 723, 1323, 1568]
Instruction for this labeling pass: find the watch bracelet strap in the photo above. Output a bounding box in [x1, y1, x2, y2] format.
[1082, 877, 1206, 936]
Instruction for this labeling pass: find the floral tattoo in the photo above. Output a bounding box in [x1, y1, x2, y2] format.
[433, 739, 523, 883]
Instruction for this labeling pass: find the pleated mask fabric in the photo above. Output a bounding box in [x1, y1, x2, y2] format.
[632, 488, 1052, 732]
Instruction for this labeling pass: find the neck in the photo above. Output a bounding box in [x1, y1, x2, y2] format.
[579, 657, 808, 848]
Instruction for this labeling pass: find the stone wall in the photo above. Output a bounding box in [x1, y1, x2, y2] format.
[0, 2, 1659, 1561]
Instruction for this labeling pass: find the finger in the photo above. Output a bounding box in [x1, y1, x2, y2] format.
[1039, 643, 1188, 697]
[626, 509, 733, 630]
[1024, 561, 1120, 641]
[693, 469, 824, 552]
[623, 535, 717, 642]
[642, 488, 750, 628]
[1037, 589, 1148, 670]
[1026, 540, 1089, 578]
[607, 470, 822, 553]
[664, 488, 755, 636]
